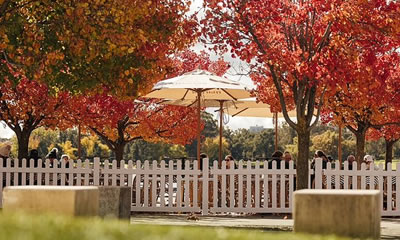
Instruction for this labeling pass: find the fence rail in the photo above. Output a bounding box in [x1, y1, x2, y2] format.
[0, 158, 399, 216]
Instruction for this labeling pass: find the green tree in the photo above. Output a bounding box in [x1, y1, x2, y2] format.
[185, 112, 218, 158]
[202, 137, 229, 162]
[252, 129, 275, 159]
[278, 123, 296, 152]
[310, 130, 339, 159]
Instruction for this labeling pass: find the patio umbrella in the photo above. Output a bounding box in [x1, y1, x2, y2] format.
[226, 105, 297, 152]
[162, 98, 271, 164]
[144, 69, 252, 164]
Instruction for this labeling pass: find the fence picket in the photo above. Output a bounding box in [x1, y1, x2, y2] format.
[111, 160, 117, 186]
[93, 158, 100, 186]
[127, 160, 133, 187]
[13, 158, 19, 186]
[84, 160, 90, 185]
[143, 161, 149, 207]
[221, 161, 227, 209]
[229, 161, 234, 208]
[387, 163, 392, 212]
[176, 160, 182, 208]
[271, 161, 277, 210]
[60, 160, 66, 185]
[135, 160, 141, 208]
[288, 161, 294, 209]
[76, 160, 82, 186]
[279, 161, 285, 209]
[184, 160, 190, 208]
[378, 164, 384, 212]
[193, 160, 198, 208]
[352, 162, 357, 189]
[119, 160, 125, 187]
[104, 160, 109, 186]
[334, 161, 340, 189]
[255, 161, 260, 209]
[212, 160, 218, 209]
[37, 159, 43, 185]
[44, 159, 50, 185]
[168, 160, 173, 208]
[160, 161, 166, 208]
[151, 160, 157, 207]
[343, 161, 349, 189]
[263, 161, 269, 209]
[238, 161, 243, 209]
[68, 160, 73, 186]
[246, 161, 252, 209]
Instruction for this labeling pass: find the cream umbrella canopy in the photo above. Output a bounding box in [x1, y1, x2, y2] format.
[226, 102, 297, 152]
[144, 69, 252, 163]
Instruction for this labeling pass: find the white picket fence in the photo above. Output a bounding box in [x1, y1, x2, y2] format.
[0, 158, 399, 216]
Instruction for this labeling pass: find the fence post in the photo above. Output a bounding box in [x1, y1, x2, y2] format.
[315, 158, 323, 189]
[93, 157, 100, 186]
[202, 158, 209, 215]
[0, 158, 3, 208]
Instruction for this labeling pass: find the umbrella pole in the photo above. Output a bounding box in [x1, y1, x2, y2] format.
[274, 112, 278, 152]
[197, 91, 201, 168]
[219, 101, 223, 167]
[338, 125, 342, 166]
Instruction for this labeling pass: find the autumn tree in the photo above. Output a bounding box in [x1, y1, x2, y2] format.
[0, 0, 197, 95]
[324, 50, 400, 164]
[68, 93, 199, 162]
[0, 67, 69, 159]
[202, 0, 400, 189]
[169, 50, 230, 78]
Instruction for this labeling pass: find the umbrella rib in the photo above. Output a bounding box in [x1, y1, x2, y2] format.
[181, 89, 190, 100]
[187, 100, 197, 108]
[187, 88, 213, 93]
[232, 108, 248, 117]
[221, 89, 238, 101]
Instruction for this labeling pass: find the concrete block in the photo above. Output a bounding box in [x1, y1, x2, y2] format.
[2, 186, 99, 217]
[98, 186, 131, 219]
[294, 189, 380, 239]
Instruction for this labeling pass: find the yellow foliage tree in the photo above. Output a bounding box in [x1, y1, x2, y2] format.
[167, 145, 187, 159]
[81, 135, 97, 157]
[202, 137, 229, 162]
[59, 141, 77, 159]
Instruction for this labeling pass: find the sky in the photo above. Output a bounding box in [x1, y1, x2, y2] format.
[0, 0, 283, 139]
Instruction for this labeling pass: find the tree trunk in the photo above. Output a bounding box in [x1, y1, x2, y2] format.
[385, 140, 396, 170]
[16, 130, 31, 160]
[114, 143, 126, 167]
[296, 128, 311, 190]
[354, 131, 366, 166]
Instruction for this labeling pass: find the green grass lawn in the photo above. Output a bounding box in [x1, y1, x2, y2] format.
[0, 212, 349, 240]
[375, 159, 400, 170]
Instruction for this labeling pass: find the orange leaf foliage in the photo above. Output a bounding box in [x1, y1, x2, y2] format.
[202, 0, 400, 117]
[67, 93, 200, 147]
[0, 63, 69, 134]
[0, 0, 198, 96]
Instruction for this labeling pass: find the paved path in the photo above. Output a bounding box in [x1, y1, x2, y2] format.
[131, 214, 400, 239]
